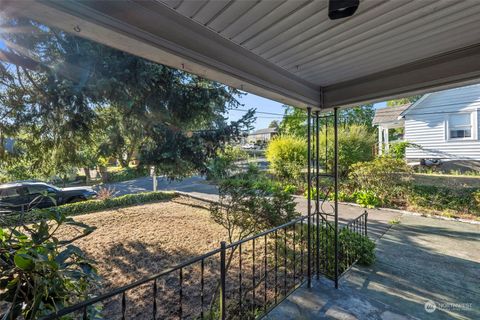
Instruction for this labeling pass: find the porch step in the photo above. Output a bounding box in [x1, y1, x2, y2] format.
[264, 277, 416, 320]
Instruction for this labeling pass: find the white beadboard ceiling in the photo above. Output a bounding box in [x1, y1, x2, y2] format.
[3, 0, 480, 109]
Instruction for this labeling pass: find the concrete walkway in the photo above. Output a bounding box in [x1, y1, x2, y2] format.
[266, 215, 480, 320]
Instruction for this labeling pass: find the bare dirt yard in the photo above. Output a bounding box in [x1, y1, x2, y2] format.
[57, 196, 299, 319]
[58, 196, 228, 287]
[57, 196, 231, 319]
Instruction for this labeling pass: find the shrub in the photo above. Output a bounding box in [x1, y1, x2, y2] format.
[284, 223, 376, 279]
[2, 191, 176, 226]
[354, 190, 380, 208]
[107, 166, 148, 182]
[266, 135, 307, 184]
[96, 186, 117, 200]
[206, 145, 248, 181]
[321, 125, 376, 176]
[0, 208, 99, 319]
[211, 166, 298, 244]
[340, 228, 376, 266]
[349, 157, 413, 207]
[387, 141, 410, 159]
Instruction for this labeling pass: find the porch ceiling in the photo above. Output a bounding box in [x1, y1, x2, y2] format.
[3, 0, 480, 109]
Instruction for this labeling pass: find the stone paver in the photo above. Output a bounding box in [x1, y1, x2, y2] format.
[265, 214, 480, 319]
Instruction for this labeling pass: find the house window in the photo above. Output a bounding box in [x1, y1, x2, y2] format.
[448, 113, 472, 139]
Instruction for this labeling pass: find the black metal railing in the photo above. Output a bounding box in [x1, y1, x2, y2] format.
[40, 214, 319, 320]
[343, 210, 368, 237]
[338, 210, 369, 278]
[39, 209, 369, 320]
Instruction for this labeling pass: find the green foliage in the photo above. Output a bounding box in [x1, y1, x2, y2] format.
[279, 105, 375, 138]
[387, 141, 417, 159]
[408, 185, 480, 216]
[386, 96, 421, 107]
[107, 166, 148, 183]
[340, 228, 376, 266]
[279, 223, 376, 280]
[338, 104, 375, 127]
[266, 135, 307, 184]
[278, 106, 307, 137]
[0, 18, 253, 182]
[211, 166, 298, 243]
[206, 145, 248, 181]
[321, 125, 376, 176]
[349, 157, 413, 207]
[2, 191, 176, 226]
[353, 190, 380, 208]
[0, 207, 99, 319]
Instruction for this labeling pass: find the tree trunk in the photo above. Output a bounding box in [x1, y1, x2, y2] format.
[98, 165, 109, 183]
[84, 167, 91, 184]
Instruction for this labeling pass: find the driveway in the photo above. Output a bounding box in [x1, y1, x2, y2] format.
[266, 215, 480, 319]
[100, 176, 219, 202]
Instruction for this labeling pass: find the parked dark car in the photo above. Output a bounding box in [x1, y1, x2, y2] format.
[0, 181, 97, 212]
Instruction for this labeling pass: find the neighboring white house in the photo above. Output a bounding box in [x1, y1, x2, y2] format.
[373, 84, 480, 169]
[247, 128, 278, 144]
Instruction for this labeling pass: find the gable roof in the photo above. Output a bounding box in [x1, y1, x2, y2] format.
[400, 83, 480, 117]
[372, 104, 411, 125]
[250, 128, 277, 135]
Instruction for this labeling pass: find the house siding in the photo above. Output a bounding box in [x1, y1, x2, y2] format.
[405, 84, 480, 161]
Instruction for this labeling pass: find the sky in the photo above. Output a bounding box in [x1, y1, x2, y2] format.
[227, 93, 387, 131]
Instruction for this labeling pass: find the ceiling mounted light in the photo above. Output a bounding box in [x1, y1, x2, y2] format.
[328, 0, 360, 20]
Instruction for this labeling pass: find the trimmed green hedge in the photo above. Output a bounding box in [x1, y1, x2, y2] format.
[1, 191, 176, 226]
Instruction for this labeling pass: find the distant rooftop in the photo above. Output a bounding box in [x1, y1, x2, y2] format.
[372, 103, 411, 125]
[250, 128, 278, 135]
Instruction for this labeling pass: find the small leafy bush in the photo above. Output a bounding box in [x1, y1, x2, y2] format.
[2, 191, 176, 226]
[321, 125, 376, 176]
[107, 166, 148, 183]
[0, 209, 99, 319]
[211, 165, 299, 244]
[387, 141, 410, 159]
[266, 135, 307, 184]
[349, 157, 413, 206]
[339, 228, 376, 266]
[206, 145, 248, 181]
[354, 190, 380, 208]
[280, 223, 376, 279]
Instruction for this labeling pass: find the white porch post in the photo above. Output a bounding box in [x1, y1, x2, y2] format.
[378, 125, 383, 155]
[384, 127, 390, 153]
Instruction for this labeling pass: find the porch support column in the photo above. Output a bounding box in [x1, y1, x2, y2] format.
[384, 127, 390, 153]
[307, 107, 312, 289]
[378, 125, 383, 155]
[334, 107, 339, 289]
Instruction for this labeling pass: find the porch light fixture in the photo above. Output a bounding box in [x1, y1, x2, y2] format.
[328, 0, 360, 20]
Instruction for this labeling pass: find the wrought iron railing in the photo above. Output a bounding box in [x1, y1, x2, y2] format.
[39, 209, 368, 320]
[343, 210, 368, 237]
[338, 210, 369, 278]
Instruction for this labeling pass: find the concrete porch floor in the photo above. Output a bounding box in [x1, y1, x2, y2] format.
[265, 215, 480, 320]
